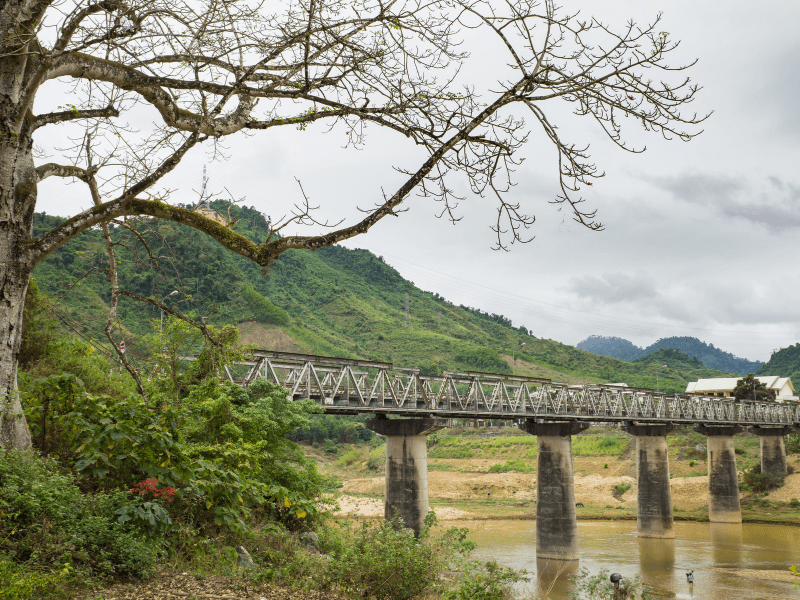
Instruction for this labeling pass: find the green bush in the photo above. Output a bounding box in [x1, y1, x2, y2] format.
[335, 448, 364, 467]
[0, 559, 72, 600]
[22, 373, 329, 533]
[443, 560, 526, 600]
[367, 445, 386, 471]
[613, 483, 631, 496]
[741, 464, 784, 494]
[789, 498, 800, 509]
[0, 450, 159, 584]
[320, 515, 475, 600]
[568, 568, 654, 600]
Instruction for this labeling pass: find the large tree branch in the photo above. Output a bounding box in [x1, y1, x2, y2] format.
[44, 52, 256, 136]
[28, 75, 524, 269]
[35, 163, 90, 182]
[31, 104, 119, 130]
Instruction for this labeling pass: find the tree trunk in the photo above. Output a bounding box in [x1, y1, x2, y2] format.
[0, 47, 37, 449]
[0, 172, 35, 449]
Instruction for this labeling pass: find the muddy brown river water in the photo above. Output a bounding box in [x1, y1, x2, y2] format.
[445, 520, 800, 599]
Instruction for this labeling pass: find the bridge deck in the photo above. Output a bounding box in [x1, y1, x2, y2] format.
[213, 350, 800, 427]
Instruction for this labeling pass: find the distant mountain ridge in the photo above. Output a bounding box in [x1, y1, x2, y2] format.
[576, 335, 763, 375]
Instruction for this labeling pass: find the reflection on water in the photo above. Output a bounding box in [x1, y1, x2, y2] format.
[536, 558, 578, 599]
[710, 523, 743, 567]
[638, 537, 675, 581]
[445, 520, 800, 599]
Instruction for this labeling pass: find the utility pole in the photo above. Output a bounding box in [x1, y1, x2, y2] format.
[437, 311, 442, 327]
[513, 342, 526, 375]
[196, 165, 209, 209]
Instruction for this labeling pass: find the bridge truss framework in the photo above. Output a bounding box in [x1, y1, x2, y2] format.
[220, 350, 800, 427]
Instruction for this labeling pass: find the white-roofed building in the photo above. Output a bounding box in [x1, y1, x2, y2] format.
[685, 376, 797, 402]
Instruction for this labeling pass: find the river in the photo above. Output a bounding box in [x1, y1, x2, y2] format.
[446, 520, 800, 599]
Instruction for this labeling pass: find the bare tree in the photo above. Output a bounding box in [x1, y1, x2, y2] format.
[0, 0, 707, 449]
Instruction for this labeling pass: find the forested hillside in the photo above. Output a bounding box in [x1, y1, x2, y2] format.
[32, 207, 735, 395]
[756, 344, 800, 384]
[577, 334, 763, 375]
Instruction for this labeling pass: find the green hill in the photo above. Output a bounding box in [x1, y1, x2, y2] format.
[756, 344, 800, 383]
[31, 207, 737, 395]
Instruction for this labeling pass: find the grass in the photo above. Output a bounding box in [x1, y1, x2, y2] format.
[335, 448, 365, 467]
[488, 460, 534, 473]
[429, 434, 630, 461]
[673, 471, 706, 478]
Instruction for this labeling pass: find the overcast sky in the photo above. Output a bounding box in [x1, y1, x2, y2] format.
[36, 0, 800, 363]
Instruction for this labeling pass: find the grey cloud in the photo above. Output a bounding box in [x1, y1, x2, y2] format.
[723, 205, 800, 231]
[566, 271, 659, 305]
[645, 171, 800, 232]
[648, 172, 744, 206]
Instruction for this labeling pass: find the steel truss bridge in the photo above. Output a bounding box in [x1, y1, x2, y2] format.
[217, 350, 800, 427]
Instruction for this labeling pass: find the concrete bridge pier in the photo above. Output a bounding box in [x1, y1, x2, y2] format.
[365, 417, 448, 537]
[695, 425, 743, 523]
[520, 420, 589, 561]
[622, 424, 677, 538]
[748, 426, 797, 476]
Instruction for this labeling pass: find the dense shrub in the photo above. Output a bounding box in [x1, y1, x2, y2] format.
[443, 560, 525, 600]
[21, 373, 330, 533]
[0, 451, 159, 582]
[319, 515, 474, 600]
[741, 464, 784, 494]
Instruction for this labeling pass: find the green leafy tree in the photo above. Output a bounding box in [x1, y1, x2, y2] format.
[733, 374, 776, 401]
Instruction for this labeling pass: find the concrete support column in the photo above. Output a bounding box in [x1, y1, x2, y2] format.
[622, 424, 677, 539]
[748, 426, 797, 476]
[365, 417, 447, 537]
[520, 420, 589, 561]
[695, 426, 743, 524]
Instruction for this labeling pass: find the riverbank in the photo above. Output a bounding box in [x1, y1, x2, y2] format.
[311, 426, 800, 525]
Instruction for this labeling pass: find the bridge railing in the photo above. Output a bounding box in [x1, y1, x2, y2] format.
[215, 350, 800, 426]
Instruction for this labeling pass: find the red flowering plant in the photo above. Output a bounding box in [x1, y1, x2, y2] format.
[132, 477, 177, 503]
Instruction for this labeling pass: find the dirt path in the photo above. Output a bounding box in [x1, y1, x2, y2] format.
[75, 571, 343, 600]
